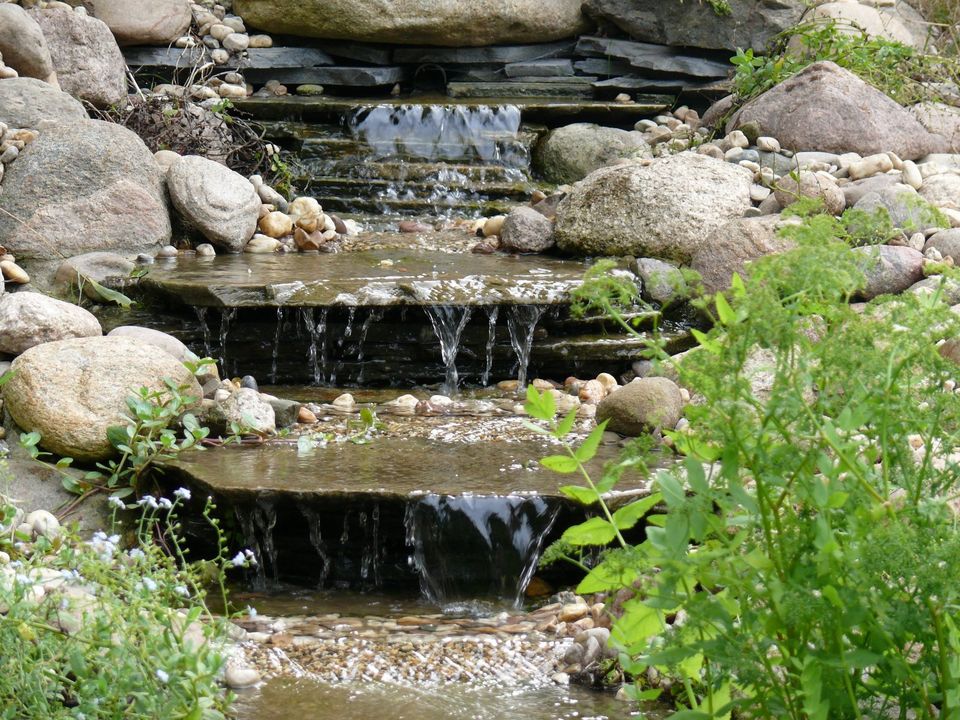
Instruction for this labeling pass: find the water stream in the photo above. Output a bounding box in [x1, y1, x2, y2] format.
[423, 305, 474, 393]
[507, 305, 546, 390]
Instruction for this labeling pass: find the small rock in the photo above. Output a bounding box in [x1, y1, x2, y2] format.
[332, 393, 355, 409]
[224, 665, 260, 689]
[848, 153, 895, 181]
[558, 602, 590, 622]
[297, 406, 318, 424]
[756, 136, 780, 153]
[483, 215, 506, 237]
[196, 243, 216, 257]
[258, 211, 293, 239]
[248, 34, 272, 48]
[0, 260, 29, 283]
[25, 509, 59, 540]
[222, 33, 249, 52]
[244, 235, 280, 253]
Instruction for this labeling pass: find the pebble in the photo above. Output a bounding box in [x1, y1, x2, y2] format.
[157, 245, 179, 258]
[222, 33, 250, 52]
[249, 34, 273, 48]
[196, 243, 216, 257]
[578, 379, 605, 405]
[332, 393, 355, 409]
[901, 160, 923, 190]
[218, 83, 247, 98]
[724, 146, 743, 162]
[209, 23, 233, 40]
[211, 49, 230, 65]
[848, 153, 894, 180]
[296, 84, 325, 96]
[725, 130, 749, 148]
[0, 260, 29, 284]
[258, 211, 293, 238]
[0, 145, 19, 164]
[224, 665, 261, 689]
[245, 235, 280, 253]
[297, 407, 318, 424]
[558, 603, 589, 623]
[25, 510, 60, 540]
[756, 136, 780, 153]
[482, 215, 505, 237]
[750, 184, 771, 202]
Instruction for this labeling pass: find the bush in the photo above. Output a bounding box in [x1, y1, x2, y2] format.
[534, 220, 960, 718]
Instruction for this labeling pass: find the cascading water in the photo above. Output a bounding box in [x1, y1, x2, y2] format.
[301, 506, 333, 589]
[219, 307, 237, 376]
[194, 307, 213, 358]
[253, 498, 279, 584]
[423, 305, 474, 393]
[507, 305, 545, 390]
[270, 307, 285, 383]
[404, 494, 561, 608]
[482, 306, 500, 386]
[354, 309, 383, 385]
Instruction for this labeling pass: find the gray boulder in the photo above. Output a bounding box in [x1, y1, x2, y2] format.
[582, 0, 804, 52]
[166, 155, 261, 252]
[500, 207, 555, 253]
[3, 336, 201, 461]
[728, 62, 945, 160]
[596, 377, 684, 436]
[689, 215, 793, 295]
[0, 120, 170, 266]
[54, 252, 135, 300]
[0, 77, 87, 130]
[924, 229, 960, 263]
[842, 173, 903, 208]
[854, 185, 946, 234]
[635, 257, 687, 305]
[0, 291, 102, 355]
[554, 152, 753, 262]
[911, 103, 960, 153]
[106, 326, 190, 363]
[85, 0, 192, 46]
[32, 7, 127, 108]
[535, 123, 650, 184]
[204, 388, 276, 435]
[852, 245, 924, 300]
[774, 171, 845, 215]
[919, 174, 960, 211]
[233, 0, 588, 46]
[0, 4, 54, 80]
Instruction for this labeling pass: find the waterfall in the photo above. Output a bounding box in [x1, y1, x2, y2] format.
[235, 506, 266, 590]
[301, 506, 332, 589]
[253, 498, 278, 585]
[481, 306, 499, 386]
[358, 503, 382, 587]
[218, 307, 237, 377]
[506, 305, 544, 391]
[354, 309, 383, 385]
[424, 306, 474, 394]
[269, 307, 285, 384]
[194, 307, 213, 359]
[404, 494, 560, 608]
[331, 307, 357, 385]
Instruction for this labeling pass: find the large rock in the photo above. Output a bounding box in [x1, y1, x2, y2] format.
[535, 123, 650, 184]
[500, 206, 555, 253]
[85, 0, 192, 46]
[0, 120, 170, 264]
[233, 0, 588, 46]
[582, 0, 804, 52]
[919, 174, 960, 211]
[0, 4, 55, 80]
[0, 77, 87, 130]
[852, 245, 924, 300]
[924, 229, 960, 263]
[728, 62, 945, 160]
[166, 156, 261, 252]
[773, 171, 845, 215]
[106, 326, 190, 364]
[689, 215, 794, 295]
[3, 336, 201, 462]
[854, 185, 945, 233]
[911, 103, 960, 153]
[32, 7, 127, 109]
[54, 252, 136, 300]
[0, 291, 102, 355]
[596, 377, 684, 436]
[554, 153, 753, 261]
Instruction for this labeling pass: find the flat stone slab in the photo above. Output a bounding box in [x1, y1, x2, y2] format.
[504, 59, 575, 78]
[123, 46, 335, 69]
[138, 248, 590, 307]
[447, 81, 594, 99]
[392, 41, 576, 66]
[576, 36, 731, 78]
[247, 66, 407, 86]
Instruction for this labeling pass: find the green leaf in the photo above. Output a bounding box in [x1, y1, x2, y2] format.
[574, 420, 608, 463]
[540, 455, 579, 474]
[107, 424, 131, 450]
[577, 561, 640, 594]
[86, 278, 135, 309]
[55, 457, 74, 469]
[611, 493, 662, 530]
[560, 485, 600, 505]
[561, 516, 617, 546]
[691, 328, 720, 354]
[524, 386, 555, 421]
[61, 475, 81, 494]
[612, 599, 663, 648]
[715, 292, 736, 326]
[556, 408, 577, 437]
[0, 369, 13, 388]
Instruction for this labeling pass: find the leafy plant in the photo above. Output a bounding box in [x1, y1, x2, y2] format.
[535, 221, 960, 718]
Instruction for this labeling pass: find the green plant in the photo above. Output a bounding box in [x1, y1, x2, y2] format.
[0, 490, 244, 718]
[535, 223, 960, 717]
[730, 22, 959, 107]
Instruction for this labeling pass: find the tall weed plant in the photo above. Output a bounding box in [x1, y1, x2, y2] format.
[531, 226, 960, 718]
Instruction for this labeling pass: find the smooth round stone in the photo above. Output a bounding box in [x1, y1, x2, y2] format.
[248, 34, 272, 48]
[0, 260, 29, 283]
[296, 84, 325, 96]
[740, 148, 761, 164]
[725, 130, 749, 148]
[25, 509, 60, 539]
[756, 136, 780, 153]
[156, 245, 179, 258]
[222, 33, 250, 52]
[332, 393, 355, 408]
[244, 235, 280, 253]
[210, 48, 229, 65]
[209, 23, 233, 40]
[240, 375, 258, 390]
[196, 243, 216, 257]
[224, 665, 260, 689]
[136, 253, 154, 264]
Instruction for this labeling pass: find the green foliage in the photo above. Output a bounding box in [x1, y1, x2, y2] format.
[731, 22, 959, 106]
[0, 493, 238, 718]
[536, 220, 960, 717]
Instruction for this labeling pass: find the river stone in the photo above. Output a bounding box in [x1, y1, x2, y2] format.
[85, 0, 192, 46]
[554, 152, 753, 262]
[233, 0, 588, 46]
[596, 377, 684, 436]
[54, 252, 136, 300]
[0, 4, 55, 80]
[842, 174, 902, 208]
[106, 326, 191, 364]
[924, 229, 960, 263]
[3, 336, 200, 461]
[728, 62, 945, 160]
[0, 77, 87, 130]
[0, 120, 170, 264]
[166, 156, 261, 251]
[499, 207, 555, 253]
[689, 215, 793, 295]
[212, 388, 276, 434]
[919, 174, 960, 211]
[911, 103, 960, 153]
[581, 0, 804, 52]
[32, 7, 127, 108]
[854, 185, 945, 234]
[635, 257, 687, 305]
[534, 123, 650, 184]
[773, 171, 844, 215]
[852, 245, 924, 300]
[0, 291, 102, 355]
